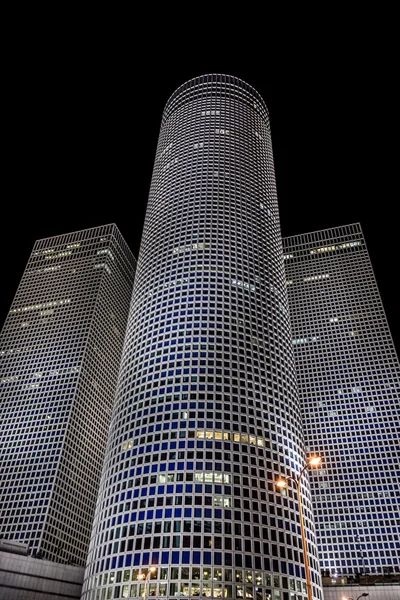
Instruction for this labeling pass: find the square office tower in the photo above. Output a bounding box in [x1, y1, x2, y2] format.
[283, 223, 400, 576]
[0, 224, 135, 565]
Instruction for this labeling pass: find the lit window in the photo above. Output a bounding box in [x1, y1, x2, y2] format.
[214, 496, 231, 507]
[232, 279, 256, 292]
[201, 110, 220, 116]
[303, 274, 330, 282]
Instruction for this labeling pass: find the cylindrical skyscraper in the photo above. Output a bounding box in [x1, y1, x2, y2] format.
[81, 75, 322, 600]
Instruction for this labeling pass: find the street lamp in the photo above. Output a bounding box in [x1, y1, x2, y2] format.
[342, 595, 369, 600]
[137, 566, 156, 600]
[276, 456, 322, 600]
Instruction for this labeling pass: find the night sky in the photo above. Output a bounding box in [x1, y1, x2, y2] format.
[2, 40, 398, 355]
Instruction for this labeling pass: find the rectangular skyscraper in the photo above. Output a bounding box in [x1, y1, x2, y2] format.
[283, 223, 400, 577]
[0, 224, 136, 566]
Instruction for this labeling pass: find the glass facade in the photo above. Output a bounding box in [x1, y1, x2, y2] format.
[82, 75, 323, 600]
[283, 223, 400, 576]
[0, 224, 136, 565]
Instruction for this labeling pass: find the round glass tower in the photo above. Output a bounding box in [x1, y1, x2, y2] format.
[81, 74, 322, 600]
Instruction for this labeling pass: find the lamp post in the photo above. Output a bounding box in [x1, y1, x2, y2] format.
[342, 594, 369, 600]
[137, 566, 156, 600]
[276, 456, 322, 600]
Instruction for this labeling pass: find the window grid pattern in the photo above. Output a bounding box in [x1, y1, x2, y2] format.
[82, 74, 323, 600]
[283, 223, 400, 577]
[0, 224, 136, 565]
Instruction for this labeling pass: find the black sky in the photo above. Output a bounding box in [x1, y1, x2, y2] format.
[2, 35, 398, 355]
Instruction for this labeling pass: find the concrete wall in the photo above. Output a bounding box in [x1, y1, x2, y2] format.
[3, 548, 400, 600]
[323, 584, 400, 600]
[0, 550, 84, 599]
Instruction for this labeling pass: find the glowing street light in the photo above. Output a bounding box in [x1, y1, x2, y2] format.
[276, 456, 322, 600]
[137, 567, 157, 600]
